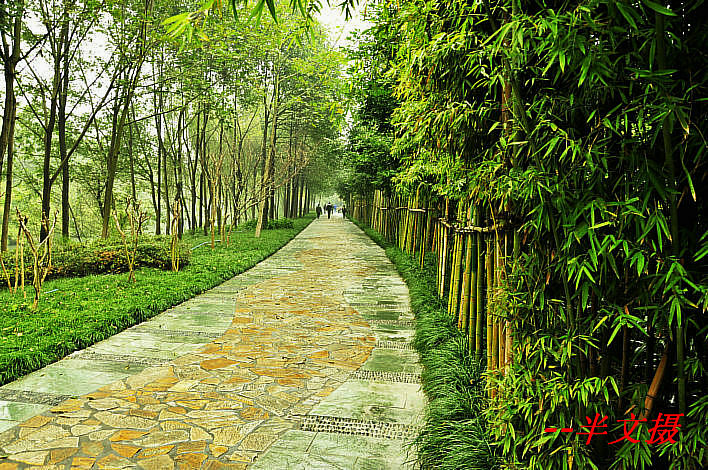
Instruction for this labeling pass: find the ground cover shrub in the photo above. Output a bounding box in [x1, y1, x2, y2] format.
[238, 218, 295, 231]
[352, 217, 497, 469]
[0, 215, 314, 385]
[0, 237, 189, 287]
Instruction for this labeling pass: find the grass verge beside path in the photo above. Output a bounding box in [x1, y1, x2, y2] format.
[0, 215, 314, 386]
[350, 217, 497, 470]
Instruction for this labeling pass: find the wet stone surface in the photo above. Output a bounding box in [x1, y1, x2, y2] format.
[0, 214, 424, 468]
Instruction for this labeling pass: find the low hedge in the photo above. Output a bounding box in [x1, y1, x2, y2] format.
[238, 218, 295, 230]
[0, 236, 189, 286]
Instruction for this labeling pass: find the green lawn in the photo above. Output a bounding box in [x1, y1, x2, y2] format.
[0, 215, 314, 386]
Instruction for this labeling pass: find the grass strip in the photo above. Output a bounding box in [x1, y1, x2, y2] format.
[0, 215, 314, 385]
[350, 216, 497, 470]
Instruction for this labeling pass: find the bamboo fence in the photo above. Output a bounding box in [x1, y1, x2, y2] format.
[351, 189, 513, 395]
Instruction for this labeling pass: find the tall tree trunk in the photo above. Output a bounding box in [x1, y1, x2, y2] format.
[269, 193, 275, 221]
[175, 106, 185, 238]
[1, 12, 21, 251]
[291, 174, 299, 219]
[40, 16, 68, 240]
[100, 84, 123, 238]
[153, 58, 164, 234]
[191, 109, 200, 232]
[256, 76, 278, 237]
[283, 180, 290, 218]
[199, 171, 204, 229]
[128, 115, 137, 202]
[58, 16, 71, 240]
[145, 148, 159, 234]
[163, 141, 171, 235]
[255, 78, 272, 236]
[299, 177, 305, 217]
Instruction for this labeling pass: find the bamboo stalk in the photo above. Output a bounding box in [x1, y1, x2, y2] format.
[434, 222, 441, 290]
[468, 206, 479, 354]
[503, 232, 511, 371]
[495, 231, 503, 374]
[475, 226, 485, 359]
[486, 238, 494, 372]
[422, 199, 433, 268]
[460, 203, 474, 332]
[407, 195, 414, 253]
[412, 188, 420, 254]
[506, 229, 520, 368]
[655, 12, 686, 417]
[640, 349, 669, 420]
[451, 201, 466, 318]
[448, 231, 462, 316]
[440, 226, 449, 298]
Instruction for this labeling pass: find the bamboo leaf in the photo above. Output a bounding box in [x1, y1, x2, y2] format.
[265, 0, 278, 23]
[643, 0, 677, 16]
[615, 2, 639, 30]
[589, 221, 611, 230]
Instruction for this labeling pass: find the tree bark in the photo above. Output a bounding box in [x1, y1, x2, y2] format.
[0, 12, 21, 251]
[40, 15, 68, 240]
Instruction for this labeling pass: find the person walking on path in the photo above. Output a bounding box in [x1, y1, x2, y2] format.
[316, 203, 322, 219]
[326, 203, 333, 219]
[341, 205, 347, 219]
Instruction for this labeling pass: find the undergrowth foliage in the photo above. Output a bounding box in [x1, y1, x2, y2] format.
[344, 0, 708, 468]
[0, 237, 189, 284]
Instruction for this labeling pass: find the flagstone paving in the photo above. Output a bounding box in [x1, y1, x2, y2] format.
[0, 214, 423, 469]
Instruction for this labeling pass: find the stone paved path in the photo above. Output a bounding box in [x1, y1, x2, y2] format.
[0, 214, 423, 469]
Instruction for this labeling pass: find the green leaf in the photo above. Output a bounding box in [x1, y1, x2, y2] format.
[589, 221, 611, 230]
[615, 2, 639, 30]
[265, 0, 278, 23]
[248, 0, 265, 23]
[161, 12, 188, 26]
[643, 0, 677, 16]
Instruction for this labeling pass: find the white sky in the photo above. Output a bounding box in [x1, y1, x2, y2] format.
[316, 0, 372, 49]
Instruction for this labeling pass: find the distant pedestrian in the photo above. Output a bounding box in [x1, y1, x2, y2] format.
[326, 203, 333, 219]
[341, 205, 347, 219]
[316, 204, 322, 219]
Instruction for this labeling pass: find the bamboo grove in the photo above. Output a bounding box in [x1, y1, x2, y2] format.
[345, 0, 708, 468]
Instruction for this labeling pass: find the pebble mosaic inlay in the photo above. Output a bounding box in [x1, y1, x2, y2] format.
[369, 319, 417, 328]
[350, 370, 423, 384]
[68, 351, 168, 366]
[0, 389, 72, 406]
[375, 340, 416, 350]
[131, 327, 222, 339]
[298, 414, 419, 440]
